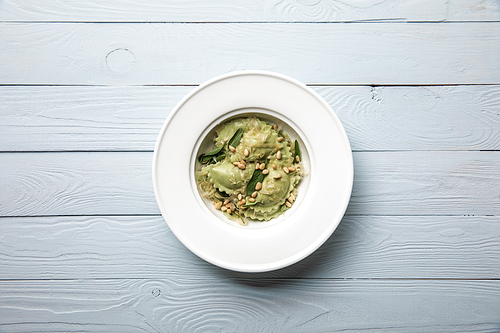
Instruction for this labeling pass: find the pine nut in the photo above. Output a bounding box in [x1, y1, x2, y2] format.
[262, 169, 269, 175]
[283, 167, 289, 174]
[248, 197, 256, 203]
[224, 199, 229, 205]
[221, 206, 227, 211]
[215, 201, 223, 210]
[260, 163, 265, 170]
[252, 191, 258, 198]
[296, 155, 300, 162]
[277, 151, 282, 160]
[240, 199, 246, 205]
[288, 166, 296, 172]
[238, 163, 246, 169]
[255, 162, 260, 169]
[273, 173, 282, 179]
[233, 161, 240, 166]
[244, 148, 249, 157]
[238, 194, 242, 201]
[277, 137, 283, 142]
[287, 196, 293, 203]
[229, 145, 236, 152]
[272, 164, 277, 170]
[286, 201, 292, 208]
[290, 193, 295, 201]
[230, 204, 235, 212]
[273, 124, 278, 131]
[255, 182, 262, 191]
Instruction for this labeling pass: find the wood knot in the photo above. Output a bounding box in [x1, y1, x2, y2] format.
[152, 288, 161, 297]
[106, 48, 135, 73]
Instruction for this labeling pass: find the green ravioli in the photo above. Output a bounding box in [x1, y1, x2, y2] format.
[196, 116, 304, 224]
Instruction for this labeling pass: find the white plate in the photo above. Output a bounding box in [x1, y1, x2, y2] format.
[152, 70, 353, 272]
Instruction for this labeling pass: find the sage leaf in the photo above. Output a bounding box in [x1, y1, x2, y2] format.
[228, 128, 243, 149]
[294, 140, 301, 162]
[198, 145, 224, 164]
[246, 163, 267, 196]
[215, 153, 226, 161]
[199, 155, 214, 164]
[216, 188, 229, 198]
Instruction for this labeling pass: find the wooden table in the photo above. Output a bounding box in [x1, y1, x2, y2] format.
[1, 1, 500, 331]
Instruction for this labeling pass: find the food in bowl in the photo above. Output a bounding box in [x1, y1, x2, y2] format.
[196, 117, 303, 225]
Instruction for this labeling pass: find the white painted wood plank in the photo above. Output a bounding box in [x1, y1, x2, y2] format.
[2, 85, 499, 152]
[0, 85, 181, 152]
[0, 279, 499, 332]
[1, 0, 499, 22]
[0, 152, 159, 216]
[0, 151, 499, 216]
[348, 151, 500, 215]
[1, 23, 499, 85]
[321, 85, 500, 151]
[0, 85, 179, 152]
[0, 215, 498, 280]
